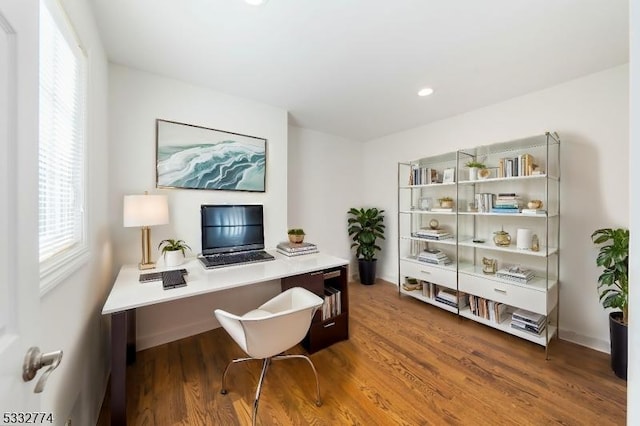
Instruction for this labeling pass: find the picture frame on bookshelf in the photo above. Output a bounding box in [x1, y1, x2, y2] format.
[443, 168, 455, 183]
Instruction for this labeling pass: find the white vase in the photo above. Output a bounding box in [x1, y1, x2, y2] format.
[164, 250, 184, 267]
[469, 167, 478, 181]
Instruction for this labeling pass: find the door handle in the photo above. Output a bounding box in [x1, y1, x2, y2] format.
[22, 346, 63, 393]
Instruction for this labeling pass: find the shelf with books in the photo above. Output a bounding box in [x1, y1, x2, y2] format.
[458, 307, 557, 345]
[400, 236, 457, 246]
[457, 263, 558, 293]
[399, 209, 456, 216]
[399, 287, 459, 314]
[398, 132, 560, 354]
[457, 238, 558, 257]
[399, 181, 457, 190]
[458, 174, 550, 185]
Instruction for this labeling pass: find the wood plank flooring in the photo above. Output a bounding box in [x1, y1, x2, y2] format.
[98, 280, 626, 425]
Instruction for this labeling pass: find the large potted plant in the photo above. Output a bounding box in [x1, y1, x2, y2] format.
[591, 227, 629, 379]
[347, 207, 385, 285]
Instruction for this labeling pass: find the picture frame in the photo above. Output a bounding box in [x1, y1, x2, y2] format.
[443, 167, 455, 184]
[156, 119, 267, 192]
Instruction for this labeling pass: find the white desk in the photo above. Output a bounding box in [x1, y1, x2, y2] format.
[102, 251, 349, 425]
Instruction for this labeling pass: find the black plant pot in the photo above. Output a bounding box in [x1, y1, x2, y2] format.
[609, 311, 627, 380]
[358, 259, 377, 285]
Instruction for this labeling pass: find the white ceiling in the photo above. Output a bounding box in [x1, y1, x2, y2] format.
[90, 0, 629, 141]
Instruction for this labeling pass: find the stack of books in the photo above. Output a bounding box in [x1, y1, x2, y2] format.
[276, 241, 318, 257]
[491, 193, 521, 213]
[511, 309, 546, 335]
[412, 228, 453, 240]
[435, 287, 468, 308]
[496, 265, 535, 284]
[417, 248, 452, 265]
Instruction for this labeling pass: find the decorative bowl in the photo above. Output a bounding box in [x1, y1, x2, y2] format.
[527, 200, 543, 209]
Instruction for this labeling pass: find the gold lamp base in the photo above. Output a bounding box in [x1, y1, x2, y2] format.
[138, 262, 156, 270]
[138, 226, 157, 270]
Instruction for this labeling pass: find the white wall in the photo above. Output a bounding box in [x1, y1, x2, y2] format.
[287, 126, 363, 268]
[38, 1, 112, 425]
[628, 0, 639, 421]
[108, 65, 289, 349]
[361, 65, 629, 352]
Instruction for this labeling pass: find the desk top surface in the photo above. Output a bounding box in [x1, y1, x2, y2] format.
[102, 251, 349, 314]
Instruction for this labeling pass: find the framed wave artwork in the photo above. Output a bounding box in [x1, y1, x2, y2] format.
[156, 119, 267, 192]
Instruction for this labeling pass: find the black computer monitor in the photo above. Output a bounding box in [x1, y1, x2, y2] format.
[200, 204, 265, 255]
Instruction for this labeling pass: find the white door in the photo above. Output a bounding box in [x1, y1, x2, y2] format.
[0, 0, 44, 415]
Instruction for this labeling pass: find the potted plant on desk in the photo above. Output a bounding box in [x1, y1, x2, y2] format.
[158, 239, 191, 267]
[591, 227, 629, 379]
[347, 207, 385, 285]
[288, 228, 306, 244]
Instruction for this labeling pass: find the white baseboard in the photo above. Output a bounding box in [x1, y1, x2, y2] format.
[558, 329, 610, 354]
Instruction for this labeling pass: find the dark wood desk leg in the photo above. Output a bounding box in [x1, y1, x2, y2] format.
[111, 311, 128, 426]
[126, 309, 136, 365]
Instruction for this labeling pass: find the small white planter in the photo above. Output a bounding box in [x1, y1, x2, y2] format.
[164, 250, 184, 267]
[468, 167, 478, 181]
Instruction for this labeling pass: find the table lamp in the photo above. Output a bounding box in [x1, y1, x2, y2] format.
[123, 192, 169, 270]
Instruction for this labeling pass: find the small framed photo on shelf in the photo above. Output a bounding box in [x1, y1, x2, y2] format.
[443, 168, 455, 184]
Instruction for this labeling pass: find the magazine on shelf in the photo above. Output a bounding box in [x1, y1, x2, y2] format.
[511, 308, 546, 326]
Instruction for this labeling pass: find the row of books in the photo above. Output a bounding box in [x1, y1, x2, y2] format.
[410, 166, 440, 185]
[417, 248, 452, 265]
[412, 228, 453, 240]
[496, 266, 535, 284]
[276, 241, 318, 257]
[497, 154, 539, 178]
[468, 295, 510, 323]
[474, 193, 495, 213]
[510, 309, 546, 335]
[322, 287, 342, 320]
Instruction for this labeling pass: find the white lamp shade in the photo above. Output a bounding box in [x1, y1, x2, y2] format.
[123, 194, 169, 227]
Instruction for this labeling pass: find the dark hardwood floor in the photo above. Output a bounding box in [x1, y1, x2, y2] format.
[98, 280, 626, 425]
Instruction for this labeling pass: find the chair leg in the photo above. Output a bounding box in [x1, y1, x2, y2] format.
[252, 358, 271, 426]
[273, 354, 322, 406]
[220, 357, 255, 395]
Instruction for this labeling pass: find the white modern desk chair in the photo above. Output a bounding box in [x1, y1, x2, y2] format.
[214, 287, 324, 425]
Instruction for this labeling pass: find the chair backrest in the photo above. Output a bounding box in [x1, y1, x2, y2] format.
[214, 287, 324, 359]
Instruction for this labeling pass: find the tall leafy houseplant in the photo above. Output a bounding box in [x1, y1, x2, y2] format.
[347, 208, 385, 285]
[591, 227, 629, 379]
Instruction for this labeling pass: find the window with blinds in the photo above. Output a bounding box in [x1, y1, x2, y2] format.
[38, 0, 88, 292]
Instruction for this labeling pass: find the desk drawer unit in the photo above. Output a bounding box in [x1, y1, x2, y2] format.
[304, 312, 348, 354]
[458, 273, 550, 315]
[400, 259, 456, 290]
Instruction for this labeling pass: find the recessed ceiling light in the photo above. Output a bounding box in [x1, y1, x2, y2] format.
[418, 87, 434, 97]
[245, 0, 268, 5]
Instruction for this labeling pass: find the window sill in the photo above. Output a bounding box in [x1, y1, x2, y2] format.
[40, 245, 90, 296]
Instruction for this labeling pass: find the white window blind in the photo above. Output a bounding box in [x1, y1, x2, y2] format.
[38, 0, 88, 290]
